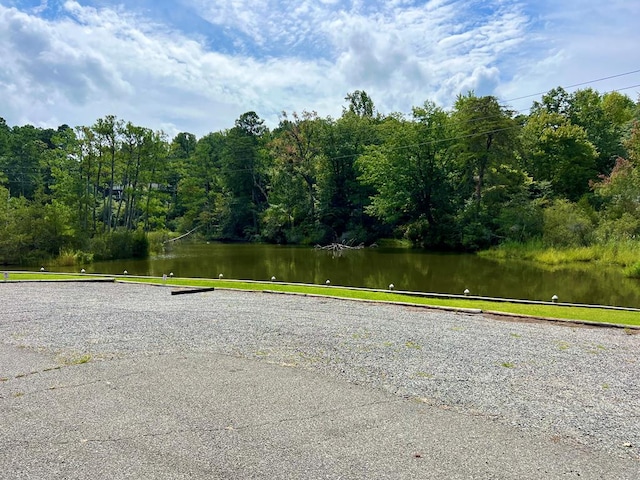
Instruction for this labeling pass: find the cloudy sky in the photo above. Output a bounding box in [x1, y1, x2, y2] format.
[1, 0, 639, 138]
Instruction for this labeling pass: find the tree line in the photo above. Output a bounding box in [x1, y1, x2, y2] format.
[1, 88, 639, 264]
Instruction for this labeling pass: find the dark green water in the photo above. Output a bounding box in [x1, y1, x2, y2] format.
[76, 243, 640, 308]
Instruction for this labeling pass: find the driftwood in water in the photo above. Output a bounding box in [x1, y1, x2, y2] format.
[163, 225, 202, 244]
[315, 242, 365, 251]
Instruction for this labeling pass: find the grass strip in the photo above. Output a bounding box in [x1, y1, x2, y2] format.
[5, 272, 640, 327]
[127, 276, 640, 327]
[1, 273, 108, 281]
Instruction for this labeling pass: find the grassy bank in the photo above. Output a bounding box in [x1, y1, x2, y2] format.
[4, 271, 639, 327]
[479, 240, 640, 272]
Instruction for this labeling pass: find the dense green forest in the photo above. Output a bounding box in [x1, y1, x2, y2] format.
[1, 88, 639, 265]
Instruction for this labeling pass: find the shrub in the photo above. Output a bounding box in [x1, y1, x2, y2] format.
[147, 230, 173, 254]
[131, 230, 149, 258]
[90, 229, 149, 260]
[542, 200, 594, 247]
[623, 261, 640, 278]
[594, 213, 640, 243]
[496, 198, 544, 243]
[53, 249, 94, 266]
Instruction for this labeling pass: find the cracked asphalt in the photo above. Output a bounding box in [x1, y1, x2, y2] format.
[1, 281, 639, 479]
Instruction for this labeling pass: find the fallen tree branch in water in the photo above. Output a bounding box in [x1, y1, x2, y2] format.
[314, 242, 365, 251]
[163, 225, 202, 244]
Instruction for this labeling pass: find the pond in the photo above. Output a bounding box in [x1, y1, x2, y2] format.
[76, 242, 640, 308]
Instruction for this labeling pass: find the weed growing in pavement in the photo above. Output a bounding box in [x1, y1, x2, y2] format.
[62, 353, 92, 365]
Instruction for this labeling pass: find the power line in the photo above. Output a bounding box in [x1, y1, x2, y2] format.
[2, 78, 639, 177]
[439, 82, 640, 132]
[503, 69, 640, 103]
[325, 82, 640, 162]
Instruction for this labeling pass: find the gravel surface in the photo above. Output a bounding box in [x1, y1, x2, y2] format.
[2, 281, 639, 461]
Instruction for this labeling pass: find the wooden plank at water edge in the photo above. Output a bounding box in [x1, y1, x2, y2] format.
[170, 287, 215, 296]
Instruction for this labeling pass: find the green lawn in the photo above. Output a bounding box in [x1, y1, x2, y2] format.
[2, 273, 102, 281]
[4, 272, 640, 327]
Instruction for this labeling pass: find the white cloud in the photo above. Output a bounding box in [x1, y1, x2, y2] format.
[496, 0, 640, 111]
[318, 1, 529, 112]
[0, 0, 637, 138]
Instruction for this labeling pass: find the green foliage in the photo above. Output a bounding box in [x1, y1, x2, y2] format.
[0, 187, 79, 264]
[147, 230, 173, 254]
[570, 88, 626, 173]
[1, 87, 639, 263]
[456, 203, 494, 250]
[624, 261, 640, 278]
[626, 121, 640, 164]
[344, 90, 375, 118]
[452, 93, 519, 207]
[90, 229, 148, 261]
[214, 112, 270, 240]
[357, 102, 457, 247]
[595, 213, 640, 243]
[0, 190, 32, 264]
[131, 230, 150, 258]
[481, 238, 640, 269]
[591, 157, 640, 243]
[318, 105, 380, 240]
[543, 199, 594, 247]
[495, 195, 544, 243]
[53, 249, 94, 266]
[521, 111, 598, 200]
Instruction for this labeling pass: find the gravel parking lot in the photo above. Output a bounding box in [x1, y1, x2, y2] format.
[1, 281, 639, 478]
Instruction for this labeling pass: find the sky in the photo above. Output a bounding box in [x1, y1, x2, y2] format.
[1, 0, 639, 138]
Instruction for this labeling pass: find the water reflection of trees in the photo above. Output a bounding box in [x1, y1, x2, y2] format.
[92, 243, 640, 307]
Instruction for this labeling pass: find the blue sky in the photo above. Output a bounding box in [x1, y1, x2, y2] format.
[1, 0, 639, 138]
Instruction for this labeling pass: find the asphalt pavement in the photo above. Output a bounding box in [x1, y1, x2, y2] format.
[1, 282, 639, 479]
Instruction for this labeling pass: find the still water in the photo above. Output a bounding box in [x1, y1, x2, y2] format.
[79, 242, 640, 308]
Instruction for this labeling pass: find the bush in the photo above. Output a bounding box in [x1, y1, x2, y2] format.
[90, 229, 149, 261]
[404, 217, 458, 249]
[147, 230, 173, 254]
[53, 250, 94, 267]
[542, 200, 594, 247]
[594, 213, 640, 243]
[496, 198, 544, 243]
[460, 221, 493, 250]
[624, 261, 640, 278]
[131, 230, 149, 258]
